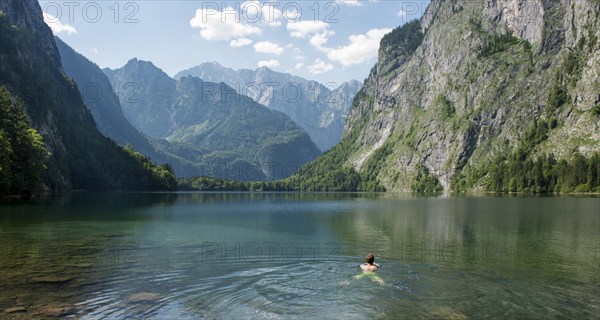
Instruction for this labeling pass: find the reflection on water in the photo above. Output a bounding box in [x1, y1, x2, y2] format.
[0, 193, 598, 319]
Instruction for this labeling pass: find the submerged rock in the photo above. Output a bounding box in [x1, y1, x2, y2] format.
[4, 306, 27, 313]
[36, 304, 76, 317]
[31, 276, 75, 284]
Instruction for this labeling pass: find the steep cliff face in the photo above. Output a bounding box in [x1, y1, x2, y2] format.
[0, 0, 177, 191]
[55, 38, 157, 155]
[297, 0, 599, 192]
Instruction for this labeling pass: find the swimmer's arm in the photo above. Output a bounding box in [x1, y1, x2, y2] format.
[374, 263, 381, 268]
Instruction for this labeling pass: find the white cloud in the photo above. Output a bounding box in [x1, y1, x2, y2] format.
[310, 30, 335, 48]
[295, 63, 304, 69]
[230, 38, 253, 47]
[335, 0, 363, 6]
[287, 21, 330, 38]
[190, 7, 261, 41]
[254, 41, 284, 55]
[398, 10, 407, 17]
[325, 28, 392, 66]
[308, 59, 334, 74]
[257, 59, 280, 68]
[284, 8, 301, 22]
[43, 13, 77, 34]
[90, 48, 99, 54]
[287, 20, 335, 52]
[241, 1, 283, 27]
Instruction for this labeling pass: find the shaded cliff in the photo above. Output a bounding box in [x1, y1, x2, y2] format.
[0, 0, 176, 191]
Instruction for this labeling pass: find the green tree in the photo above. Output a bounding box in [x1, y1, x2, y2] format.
[0, 129, 12, 191]
[0, 86, 48, 196]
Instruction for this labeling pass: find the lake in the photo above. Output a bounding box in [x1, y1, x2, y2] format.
[0, 193, 598, 319]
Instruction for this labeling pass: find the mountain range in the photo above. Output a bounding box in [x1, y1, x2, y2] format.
[2, 0, 598, 195]
[103, 59, 321, 181]
[54, 37, 228, 180]
[55, 35, 335, 181]
[175, 63, 362, 151]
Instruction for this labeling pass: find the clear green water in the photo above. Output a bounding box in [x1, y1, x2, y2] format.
[0, 193, 598, 319]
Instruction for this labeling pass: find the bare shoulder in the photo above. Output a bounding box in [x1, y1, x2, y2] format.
[360, 264, 378, 272]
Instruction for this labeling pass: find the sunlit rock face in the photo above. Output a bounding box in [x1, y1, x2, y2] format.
[312, 0, 600, 191]
[485, 0, 545, 44]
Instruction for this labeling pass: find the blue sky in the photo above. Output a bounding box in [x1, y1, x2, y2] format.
[40, 0, 429, 84]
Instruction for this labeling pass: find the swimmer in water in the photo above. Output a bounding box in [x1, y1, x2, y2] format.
[355, 254, 384, 285]
[360, 253, 380, 272]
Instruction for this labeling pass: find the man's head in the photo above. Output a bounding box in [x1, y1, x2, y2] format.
[366, 254, 375, 265]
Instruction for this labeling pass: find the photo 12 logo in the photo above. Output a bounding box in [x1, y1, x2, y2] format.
[41, 1, 140, 24]
[397, 1, 428, 23]
[199, 1, 340, 24]
[111, 80, 345, 105]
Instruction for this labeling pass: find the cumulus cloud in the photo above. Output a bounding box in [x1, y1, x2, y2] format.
[43, 13, 77, 34]
[308, 59, 334, 74]
[295, 63, 304, 69]
[325, 28, 392, 66]
[287, 20, 335, 51]
[230, 38, 253, 47]
[254, 41, 284, 55]
[287, 21, 330, 38]
[190, 7, 261, 41]
[335, 0, 363, 6]
[310, 30, 336, 49]
[258, 59, 280, 68]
